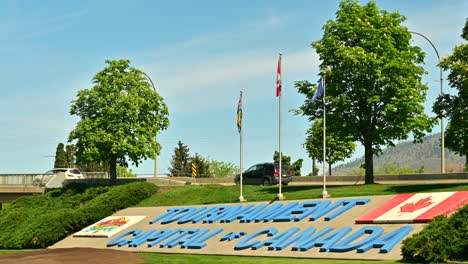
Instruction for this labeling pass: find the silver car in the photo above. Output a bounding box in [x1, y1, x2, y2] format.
[33, 168, 84, 186]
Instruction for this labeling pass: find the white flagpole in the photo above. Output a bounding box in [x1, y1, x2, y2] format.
[322, 76, 329, 198]
[239, 91, 245, 202]
[277, 54, 284, 200]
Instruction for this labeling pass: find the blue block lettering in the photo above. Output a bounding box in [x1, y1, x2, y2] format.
[357, 226, 413, 253]
[324, 199, 370, 221]
[183, 228, 224, 249]
[107, 228, 141, 247]
[314, 226, 352, 252]
[329, 226, 383, 252]
[234, 228, 277, 250]
[292, 227, 334, 251]
[147, 229, 180, 248]
[257, 227, 301, 250]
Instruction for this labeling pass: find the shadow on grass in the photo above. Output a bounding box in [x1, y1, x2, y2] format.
[383, 183, 468, 193]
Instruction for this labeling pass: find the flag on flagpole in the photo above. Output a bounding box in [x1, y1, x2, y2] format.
[307, 77, 324, 109]
[237, 91, 242, 133]
[312, 77, 324, 102]
[276, 54, 282, 97]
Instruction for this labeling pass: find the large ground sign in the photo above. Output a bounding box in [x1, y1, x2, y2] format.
[52, 192, 468, 260]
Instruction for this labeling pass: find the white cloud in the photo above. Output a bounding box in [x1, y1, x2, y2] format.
[404, 1, 467, 47]
[143, 49, 319, 99]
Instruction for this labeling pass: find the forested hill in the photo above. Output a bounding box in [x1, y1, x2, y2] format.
[333, 133, 466, 175]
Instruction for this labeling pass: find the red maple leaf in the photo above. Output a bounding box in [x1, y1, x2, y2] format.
[399, 197, 433, 214]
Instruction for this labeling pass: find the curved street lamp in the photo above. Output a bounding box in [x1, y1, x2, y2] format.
[142, 72, 158, 177]
[409, 31, 445, 173]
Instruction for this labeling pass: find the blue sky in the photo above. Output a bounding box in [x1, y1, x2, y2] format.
[1, 0, 466, 175]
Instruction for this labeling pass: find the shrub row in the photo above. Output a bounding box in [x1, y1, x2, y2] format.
[401, 204, 468, 263]
[0, 182, 157, 248]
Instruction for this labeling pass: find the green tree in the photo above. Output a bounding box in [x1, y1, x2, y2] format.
[208, 160, 239, 178]
[190, 153, 210, 177]
[68, 59, 169, 182]
[54, 143, 67, 168]
[290, 158, 304, 176]
[433, 20, 468, 170]
[65, 144, 76, 167]
[273, 151, 303, 175]
[309, 0, 434, 183]
[117, 165, 136, 177]
[273, 151, 291, 167]
[304, 119, 356, 176]
[168, 140, 191, 176]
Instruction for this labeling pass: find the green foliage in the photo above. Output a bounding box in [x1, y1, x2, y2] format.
[290, 159, 303, 176]
[0, 182, 157, 249]
[190, 153, 210, 177]
[208, 160, 239, 178]
[53, 143, 67, 168]
[306, 0, 434, 184]
[169, 140, 191, 176]
[303, 119, 356, 169]
[273, 151, 291, 166]
[117, 165, 136, 177]
[65, 144, 76, 167]
[69, 59, 169, 181]
[433, 21, 468, 168]
[273, 151, 303, 175]
[402, 204, 468, 263]
[375, 164, 416, 175]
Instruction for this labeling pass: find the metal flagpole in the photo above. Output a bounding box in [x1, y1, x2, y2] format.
[322, 76, 329, 198]
[277, 54, 284, 200]
[239, 91, 245, 202]
[239, 123, 245, 202]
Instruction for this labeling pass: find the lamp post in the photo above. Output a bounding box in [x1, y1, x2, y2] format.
[142, 72, 158, 177]
[409, 31, 445, 173]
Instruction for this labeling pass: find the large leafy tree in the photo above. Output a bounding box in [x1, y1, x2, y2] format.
[69, 59, 169, 182]
[434, 19, 468, 170]
[169, 140, 191, 176]
[54, 143, 67, 168]
[209, 160, 239, 178]
[305, 119, 356, 176]
[309, 0, 434, 183]
[295, 80, 356, 176]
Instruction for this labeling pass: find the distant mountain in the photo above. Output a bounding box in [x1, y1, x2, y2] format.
[333, 134, 466, 175]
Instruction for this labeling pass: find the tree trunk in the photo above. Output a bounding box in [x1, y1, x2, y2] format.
[312, 158, 316, 176]
[364, 142, 374, 184]
[329, 163, 332, 176]
[465, 154, 468, 172]
[110, 157, 117, 185]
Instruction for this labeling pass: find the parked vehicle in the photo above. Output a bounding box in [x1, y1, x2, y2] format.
[234, 162, 292, 186]
[33, 168, 84, 186]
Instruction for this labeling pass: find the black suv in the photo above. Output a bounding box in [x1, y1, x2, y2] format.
[234, 162, 292, 186]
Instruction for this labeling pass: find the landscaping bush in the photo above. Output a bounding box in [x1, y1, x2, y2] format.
[0, 182, 157, 249]
[401, 204, 468, 263]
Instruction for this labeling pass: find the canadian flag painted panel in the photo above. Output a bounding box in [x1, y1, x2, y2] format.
[356, 191, 468, 224]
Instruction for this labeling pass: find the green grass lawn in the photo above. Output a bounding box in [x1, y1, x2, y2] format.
[138, 253, 400, 264]
[136, 182, 468, 207]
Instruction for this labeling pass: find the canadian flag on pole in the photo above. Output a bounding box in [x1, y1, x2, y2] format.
[276, 54, 282, 97]
[356, 191, 468, 224]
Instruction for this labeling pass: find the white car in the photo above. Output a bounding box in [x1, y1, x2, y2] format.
[33, 168, 84, 186]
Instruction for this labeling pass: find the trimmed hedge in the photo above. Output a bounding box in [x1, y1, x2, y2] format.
[0, 182, 157, 248]
[401, 204, 468, 263]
